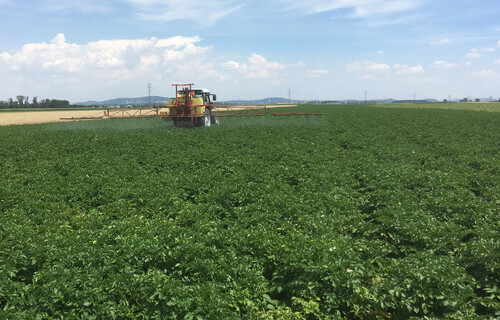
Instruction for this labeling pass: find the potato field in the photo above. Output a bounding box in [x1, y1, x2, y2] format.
[0, 104, 499, 319]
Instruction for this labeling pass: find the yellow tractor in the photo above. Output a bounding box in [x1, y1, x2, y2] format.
[160, 83, 219, 128]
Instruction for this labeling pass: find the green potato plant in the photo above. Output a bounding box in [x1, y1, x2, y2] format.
[0, 104, 499, 319]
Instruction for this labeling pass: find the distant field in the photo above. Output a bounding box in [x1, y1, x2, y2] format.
[0, 110, 107, 126]
[374, 102, 500, 112]
[0, 104, 499, 318]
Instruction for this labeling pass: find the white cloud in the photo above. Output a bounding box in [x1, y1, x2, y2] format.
[429, 39, 451, 45]
[127, 0, 244, 25]
[155, 36, 203, 49]
[0, 33, 212, 75]
[308, 69, 330, 78]
[0, 52, 11, 60]
[366, 61, 390, 71]
[471, 69, 496, 77]
[433, 60, 456, 68]
[139, 55, 160, 68]
[394, 64, 424, 75]
[349, 61, 424, 76]
[465, 47, 495, 59]
[1, 34, 305, 100]
[0, 32, 218, 91]
[221, 60, 240, 70]
[347, 60, 390, 72]
[376, 50, 384, 54]
[494, 59, 500, 64]
[222, 53, 284, 79]
[465, 49, 481, 59]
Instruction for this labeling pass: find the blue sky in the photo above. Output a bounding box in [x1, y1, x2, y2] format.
[0, 0, 499, 102]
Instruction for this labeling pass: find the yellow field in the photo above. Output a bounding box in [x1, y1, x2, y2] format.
[0, 110, 107, 126]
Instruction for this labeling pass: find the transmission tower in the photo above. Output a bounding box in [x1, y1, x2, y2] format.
[147, 82, 152, 106]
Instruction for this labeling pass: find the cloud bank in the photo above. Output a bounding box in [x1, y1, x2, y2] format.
[0, 34, 306, 100]
[0, 34, 210, 77]
[1, 33, 497, 101]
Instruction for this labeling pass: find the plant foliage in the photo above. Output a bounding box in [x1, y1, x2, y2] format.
[0, 104, 499, 319]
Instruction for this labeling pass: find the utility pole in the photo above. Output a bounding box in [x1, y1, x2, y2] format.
[147, 82, 152, 107]
[364, 90, 367, 104]
[288, 88, 291, 103]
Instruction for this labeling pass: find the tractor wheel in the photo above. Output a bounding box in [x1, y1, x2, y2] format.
[203, 109, 211, 127]
[210, 114, 219, 125]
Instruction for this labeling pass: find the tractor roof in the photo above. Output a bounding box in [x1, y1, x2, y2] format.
[194, 89, 210, 93]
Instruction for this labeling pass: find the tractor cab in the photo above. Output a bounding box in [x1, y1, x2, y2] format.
[193, 89, 216, 105]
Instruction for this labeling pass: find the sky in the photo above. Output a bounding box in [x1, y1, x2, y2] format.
[0, 0, 499, 102]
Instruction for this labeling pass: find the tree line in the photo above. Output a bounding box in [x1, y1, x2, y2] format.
[0, 95, 71, 109]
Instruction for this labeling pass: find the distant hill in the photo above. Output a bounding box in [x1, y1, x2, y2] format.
[75, 96, 170, 106]
[392, 99, 439, 103]
[75, 96, 460, 106]
[75, 96, 296, 106]
[220, 97, 295, 105]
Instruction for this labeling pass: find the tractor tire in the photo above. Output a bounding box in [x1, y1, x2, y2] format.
[210, 114, 219, 125]
[202, 109, 211, 127]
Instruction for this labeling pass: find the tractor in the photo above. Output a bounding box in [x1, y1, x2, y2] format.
[59, 83, 323, 124]
[159, 83, 219, 128]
